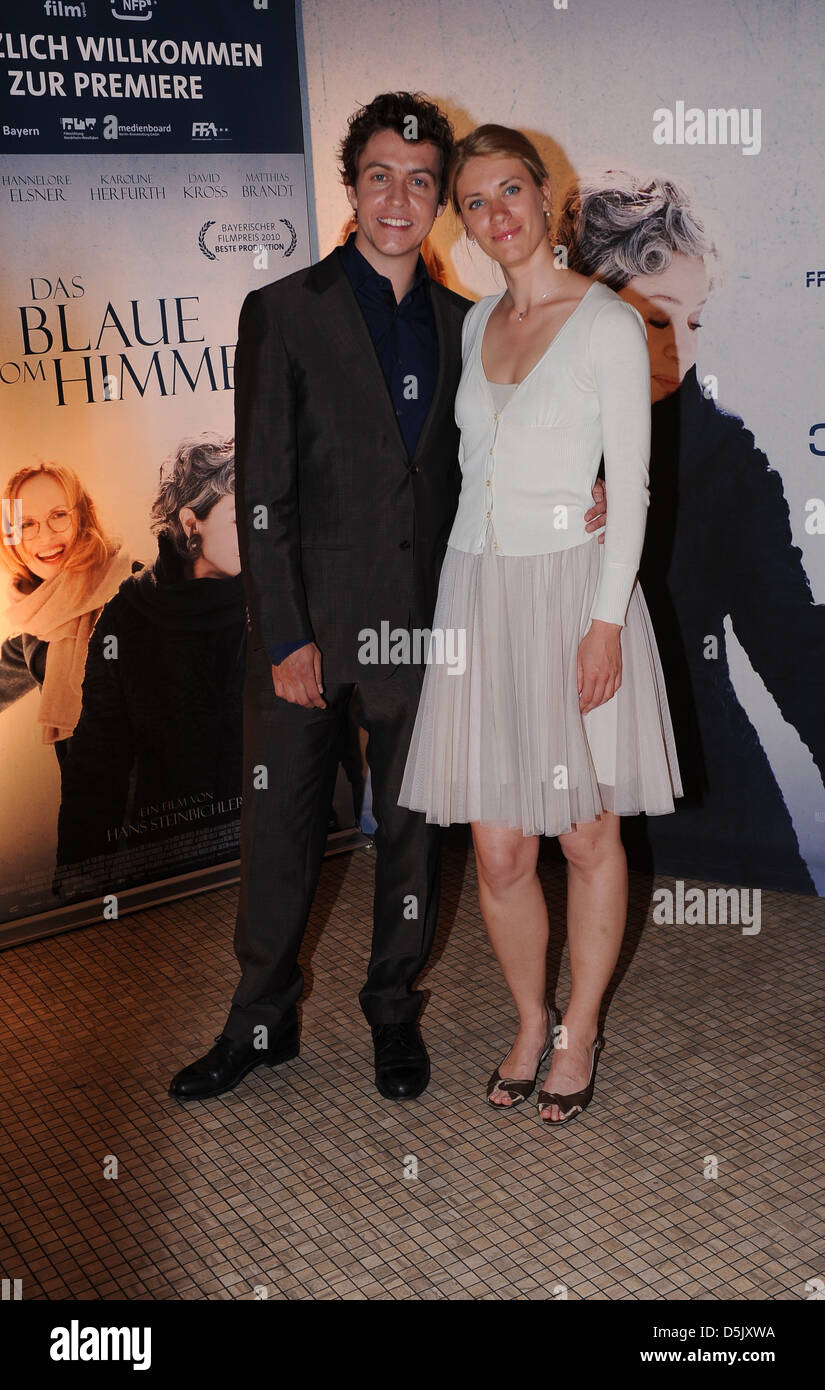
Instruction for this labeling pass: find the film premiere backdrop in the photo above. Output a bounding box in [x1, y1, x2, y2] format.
[0, 0, 323, 947]
[2, 0, 824, 953]
[301, 0, 825, 901]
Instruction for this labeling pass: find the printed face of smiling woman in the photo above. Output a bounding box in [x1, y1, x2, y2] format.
[15, 472, 79, 581]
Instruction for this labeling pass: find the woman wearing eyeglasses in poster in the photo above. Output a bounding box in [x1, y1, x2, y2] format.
[55, 436, 246, 891]
[0, 462, 133, 769]
[557, 172, 825, 892]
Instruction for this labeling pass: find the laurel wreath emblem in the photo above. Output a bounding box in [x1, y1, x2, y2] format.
[198, 218, 297, 261]
[198, 221, 216, 260]
[280, 219, 297, 257]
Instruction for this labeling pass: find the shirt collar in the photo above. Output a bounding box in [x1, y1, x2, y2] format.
[338, 231, 430, 301]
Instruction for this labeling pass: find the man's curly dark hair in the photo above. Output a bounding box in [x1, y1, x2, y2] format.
[338, 91, 454, 203]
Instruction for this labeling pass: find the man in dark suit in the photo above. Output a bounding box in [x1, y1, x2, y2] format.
[170, 92, 606, 1103]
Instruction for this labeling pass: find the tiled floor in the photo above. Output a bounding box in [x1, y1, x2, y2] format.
[0, 837, 822, 1301]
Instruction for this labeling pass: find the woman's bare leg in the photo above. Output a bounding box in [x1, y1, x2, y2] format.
[471, 822, 549, 1105]
[539, 808, 627, 1120]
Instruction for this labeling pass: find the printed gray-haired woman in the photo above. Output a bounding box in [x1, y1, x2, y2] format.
[55, 434, 247, 891]
[557, 172, 825, 892]
[150, 435, 240, 580]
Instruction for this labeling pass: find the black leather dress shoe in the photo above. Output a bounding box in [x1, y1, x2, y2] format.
[371, 1022, 430, 1100]
[169, 1025, 299, 1101]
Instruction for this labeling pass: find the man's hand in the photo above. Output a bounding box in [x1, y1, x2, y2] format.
[271, 642, 326, 709]
[584, 478, 607, 545]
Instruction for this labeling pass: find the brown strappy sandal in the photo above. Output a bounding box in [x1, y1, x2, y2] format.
[536, 1034, 604, 1125]
[486, 1005, 560, 1109]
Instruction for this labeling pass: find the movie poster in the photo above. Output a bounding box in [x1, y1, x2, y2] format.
[0, 0, 312, 941]
[356, 0, 825, 897]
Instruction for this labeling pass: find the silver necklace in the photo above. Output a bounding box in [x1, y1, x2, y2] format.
[515, 290, 554, 322]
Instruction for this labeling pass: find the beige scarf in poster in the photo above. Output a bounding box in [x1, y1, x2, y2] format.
[3, 544, 134, 744]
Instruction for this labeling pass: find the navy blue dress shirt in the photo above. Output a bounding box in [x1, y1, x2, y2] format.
[268, 233, 439, 667]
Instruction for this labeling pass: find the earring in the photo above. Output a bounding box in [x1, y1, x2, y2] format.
[187, 531, 202, 557]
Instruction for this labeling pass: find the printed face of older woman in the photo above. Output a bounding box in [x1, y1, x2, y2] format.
[187, 493, 240, 579]
[619, 252, 709, 403]
[15, 473, 79, 580]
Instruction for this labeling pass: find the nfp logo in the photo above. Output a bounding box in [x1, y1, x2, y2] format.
[111, 0, 155, 20]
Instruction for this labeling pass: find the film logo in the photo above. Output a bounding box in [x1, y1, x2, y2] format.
[43, 2, 89, 17]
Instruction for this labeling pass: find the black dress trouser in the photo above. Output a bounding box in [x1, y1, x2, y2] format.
[224, 648, 442, 1046]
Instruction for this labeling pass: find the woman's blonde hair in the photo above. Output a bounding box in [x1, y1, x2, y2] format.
[0, 461, 111, 586]
[448, 123, 550, 219]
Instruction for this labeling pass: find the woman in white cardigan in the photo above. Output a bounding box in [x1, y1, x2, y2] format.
[399, 126, 682, 1124]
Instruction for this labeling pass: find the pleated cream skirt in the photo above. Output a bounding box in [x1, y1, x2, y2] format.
[398, 535, 683, 837]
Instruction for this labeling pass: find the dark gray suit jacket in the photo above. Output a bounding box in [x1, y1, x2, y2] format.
[233, 246, 471, 683]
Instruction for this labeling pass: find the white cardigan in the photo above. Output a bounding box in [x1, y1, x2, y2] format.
[447, 280, 651, 628]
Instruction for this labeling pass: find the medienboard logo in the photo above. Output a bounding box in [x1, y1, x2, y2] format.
[61, 115, 96, 139]
[111, 0, 156, 20]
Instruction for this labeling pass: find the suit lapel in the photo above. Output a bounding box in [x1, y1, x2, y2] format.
[412, 284, 452, 465]
[306, 249, 409, 457]
[305, 249, 458, 467]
